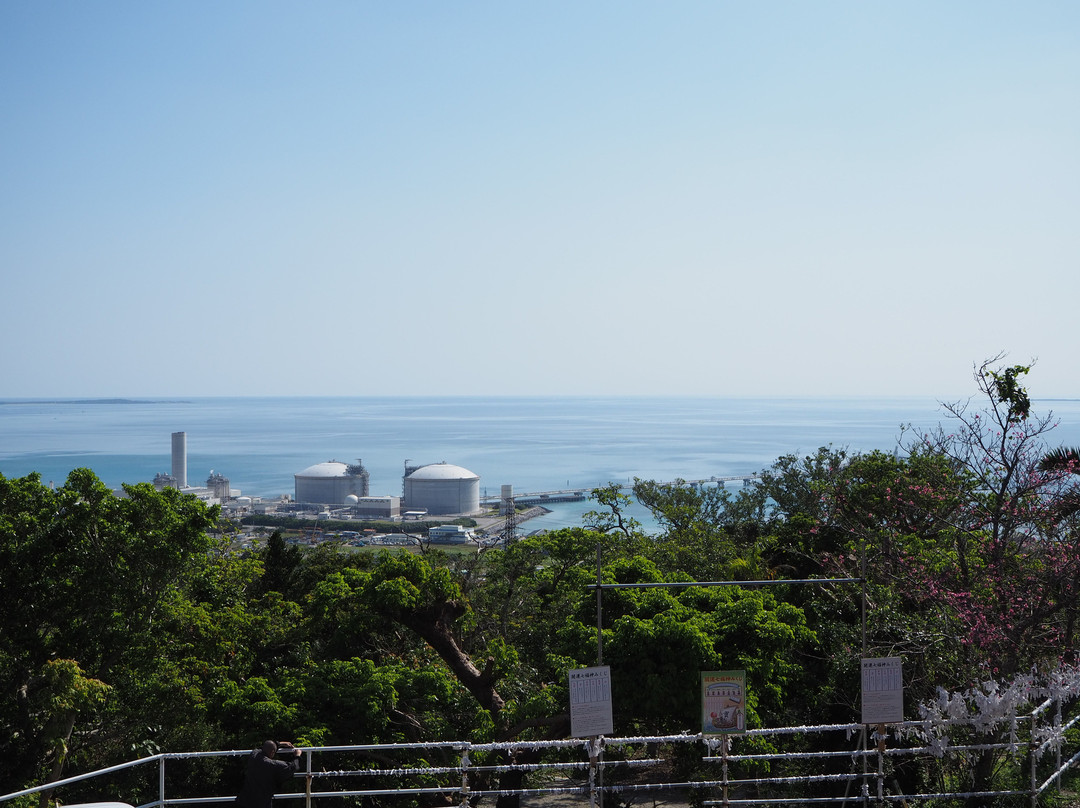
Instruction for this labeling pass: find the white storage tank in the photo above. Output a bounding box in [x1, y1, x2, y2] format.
[294, 460, 371, 505]
[403, 462, 480, 516]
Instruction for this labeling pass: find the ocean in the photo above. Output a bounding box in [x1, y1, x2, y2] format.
[3, 396, 1080, 531]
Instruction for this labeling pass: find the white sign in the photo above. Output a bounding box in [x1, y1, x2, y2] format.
[861, 657, 904, 724]
[569, 666, 613, 737]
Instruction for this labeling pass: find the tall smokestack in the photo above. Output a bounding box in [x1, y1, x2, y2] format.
[171, 431, 188, 489]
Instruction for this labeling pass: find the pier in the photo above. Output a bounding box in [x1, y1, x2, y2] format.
[480, 475, 761, 506]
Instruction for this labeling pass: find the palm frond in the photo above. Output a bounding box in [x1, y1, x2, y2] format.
[1040, 447, 1080, 473]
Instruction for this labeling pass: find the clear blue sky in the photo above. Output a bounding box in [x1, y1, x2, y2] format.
[2, 2, 1077, 398]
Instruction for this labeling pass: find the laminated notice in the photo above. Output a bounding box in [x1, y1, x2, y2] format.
[861, 657, 903, 724]
[569, 666, 613, 737]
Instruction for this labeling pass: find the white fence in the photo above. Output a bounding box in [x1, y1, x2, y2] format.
[4, 702, 1080, 808]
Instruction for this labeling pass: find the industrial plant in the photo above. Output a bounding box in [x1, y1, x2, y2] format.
[291, 458, 481, 517]
[150, 431, 240, 507]
[150, 432, 486, 522]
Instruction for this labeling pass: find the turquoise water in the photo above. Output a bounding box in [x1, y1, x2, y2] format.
[3, 396, 1079, 530]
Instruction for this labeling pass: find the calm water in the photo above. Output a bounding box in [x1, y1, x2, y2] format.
[3, 396, 1079, 530]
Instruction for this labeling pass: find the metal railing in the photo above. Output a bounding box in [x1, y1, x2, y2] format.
[5, 712, 1080, 808]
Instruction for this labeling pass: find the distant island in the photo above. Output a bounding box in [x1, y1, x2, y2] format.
[0, 399, 190, 405]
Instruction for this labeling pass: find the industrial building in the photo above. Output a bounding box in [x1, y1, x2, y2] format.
[152, 435, 484, 520]
[427, 524, 475, 544]
[150, 432, 236, 505]
[294, 459, 371, 505]
[206, 471, 231, 501]
[402, 462, 480, 516]
[345, 495, 401, 519]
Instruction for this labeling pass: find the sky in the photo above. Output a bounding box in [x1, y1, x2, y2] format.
[1, 2, 1077, 399]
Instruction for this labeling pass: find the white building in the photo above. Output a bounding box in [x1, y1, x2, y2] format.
[427, 524, 475, 544]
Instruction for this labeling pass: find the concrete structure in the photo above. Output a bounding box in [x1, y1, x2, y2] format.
[294, 459, 372, 505]
[348, 495, 401, 519]
[171, 431, 188, 489]
[403, 462, 480, 516]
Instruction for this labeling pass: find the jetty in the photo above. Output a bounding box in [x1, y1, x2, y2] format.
[480, 475, 760, 506]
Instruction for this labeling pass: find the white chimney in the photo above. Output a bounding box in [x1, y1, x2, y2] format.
[171, 431, 188, 489]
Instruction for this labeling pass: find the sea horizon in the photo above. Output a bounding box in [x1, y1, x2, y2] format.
[4, 395, 1080, 529]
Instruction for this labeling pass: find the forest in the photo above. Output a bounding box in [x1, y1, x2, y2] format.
[3, 360, 1080, 806]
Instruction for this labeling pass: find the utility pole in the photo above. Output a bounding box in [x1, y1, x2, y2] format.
[500, 484, 517, 547]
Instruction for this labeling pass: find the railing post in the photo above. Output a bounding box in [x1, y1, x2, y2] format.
[597, 736, 605, 808]
[587, 738, 597, 808]
[859, 725, 869, 808]
[459, 746, 470, 808]
[582, 736, 606, 808]
[721, 735, 729, 808]
[1057, 694, 1063, 794]
[158, 755, 166, 808]
[304, 749, 312, 808]
[876, 725, 885, 805]
[1030, 711, 1037, 808]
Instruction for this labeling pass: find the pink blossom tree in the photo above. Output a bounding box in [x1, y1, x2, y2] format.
[822, 358, 1080, 683]
[814, 358, 1080, 804]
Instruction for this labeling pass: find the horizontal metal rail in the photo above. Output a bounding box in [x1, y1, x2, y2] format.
[4, 717, 1079, 808]
[589, 577, 863, 590]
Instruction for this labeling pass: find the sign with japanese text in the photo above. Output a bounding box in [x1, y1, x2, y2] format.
[569, 665, 613, 737]
[861, 657, 903, 724]
[701, 670, 746, 735]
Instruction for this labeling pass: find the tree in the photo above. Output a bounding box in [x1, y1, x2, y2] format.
[632, 479, 748, 581]
[582, 483, 643, 539]
[255, 530, 302, 597]
[811, 360, 1080, 683]
[0, 470, 219, 794]
[737, 446, 853, 579]
[808, 359, 1080, 805]
[902, 359, 1080, 677]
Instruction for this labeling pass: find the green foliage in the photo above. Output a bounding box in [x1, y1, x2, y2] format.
[984, 362, 1032, 422]
[583, 483, 643, 537]
[633, 479, 743, 581]
[0, 469, 220, 792]
[256, 530, 302, 597]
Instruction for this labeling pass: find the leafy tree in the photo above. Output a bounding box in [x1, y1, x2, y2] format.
[593, 566, 814, 734]
[0, 469, 218, 794]
[254, 530, 302, 597]
[802, 359, 1080, 803]
[582, 483, 643, 538]
[746, 446, 853, 578]
[632, 479, 749, 581]
[897, 359, 1080, 678]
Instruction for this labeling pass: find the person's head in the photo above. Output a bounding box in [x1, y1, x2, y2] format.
[261, 740, 278, 758]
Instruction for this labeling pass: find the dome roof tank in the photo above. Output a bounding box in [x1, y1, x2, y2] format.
[403, 462, 480, 515]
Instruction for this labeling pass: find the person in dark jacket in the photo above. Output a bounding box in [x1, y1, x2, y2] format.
[235, 740, 302, 808]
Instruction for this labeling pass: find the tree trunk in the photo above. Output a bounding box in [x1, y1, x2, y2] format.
[966, 744, 996, 808]
[38, 710, 77, 808]
[400, 601, 506, 720]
